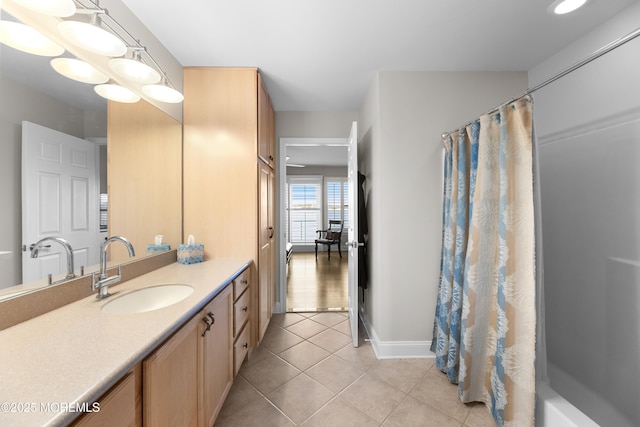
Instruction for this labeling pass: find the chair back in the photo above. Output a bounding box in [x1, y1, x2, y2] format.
[325, 220, 343, 241]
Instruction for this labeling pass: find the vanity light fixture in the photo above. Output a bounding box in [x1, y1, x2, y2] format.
[95, 82, 140, 103]
[109, 50, 161, 84]
[10, 0, 76, 17]
[58, 12, 127, 57]
[0, 20, 64, 56]
[51, 57, 108, 84]
[549, 0, 588, 15]
[142, 77, 184, 104]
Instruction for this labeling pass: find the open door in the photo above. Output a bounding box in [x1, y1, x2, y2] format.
[22, 121, 100, 283]
[346, 121, 360, 347]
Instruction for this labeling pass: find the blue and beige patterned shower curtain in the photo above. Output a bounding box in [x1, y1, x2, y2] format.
[431, 95, 536, 426]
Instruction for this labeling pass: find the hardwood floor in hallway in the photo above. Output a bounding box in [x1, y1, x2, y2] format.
[286, 251, 348, 312]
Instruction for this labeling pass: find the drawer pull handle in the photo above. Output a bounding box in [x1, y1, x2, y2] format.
[242, 342, 248, 349]
[241, 279, 248, 285]
[242, 306, 248, 312]
[201, 317, 212, 336]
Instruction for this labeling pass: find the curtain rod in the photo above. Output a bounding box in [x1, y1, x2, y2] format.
[441, 24, 640, 141]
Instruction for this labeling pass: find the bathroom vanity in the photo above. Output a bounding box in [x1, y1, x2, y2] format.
[0, 258, 251, 427]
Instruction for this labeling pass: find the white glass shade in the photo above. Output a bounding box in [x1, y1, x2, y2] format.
[142, 82, 184, 104]
[58, 20, 127, 57]
[0, 20, 64, 56]
[551, 0, 588, 14]
[11, 0, 76, 17]
[51, 58, 108, 84]
[109, 57, 161, 84]
[95, 83, 140, 103]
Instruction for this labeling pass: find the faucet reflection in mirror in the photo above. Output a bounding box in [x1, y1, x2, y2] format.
[30, 236, 76, 283]
[92, 236, 135, 299]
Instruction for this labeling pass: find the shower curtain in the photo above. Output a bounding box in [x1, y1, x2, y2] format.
[431, 95, 536, 426]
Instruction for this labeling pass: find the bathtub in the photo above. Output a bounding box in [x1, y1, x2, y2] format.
[535, 383, 598, 427]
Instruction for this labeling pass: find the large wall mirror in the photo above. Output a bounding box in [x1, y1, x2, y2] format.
[0, 9, 182, 300]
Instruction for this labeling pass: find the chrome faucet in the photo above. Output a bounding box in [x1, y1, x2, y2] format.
[30, 237, 76, 282]
[92, 236, 135, 299]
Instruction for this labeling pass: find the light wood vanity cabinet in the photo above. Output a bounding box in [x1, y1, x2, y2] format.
[258, 73, 275, 168]
[72, 366, 141, 427]
[232, 269, 251, 375]
[143, 285, 233, 427]
[183, 67, 277, 347]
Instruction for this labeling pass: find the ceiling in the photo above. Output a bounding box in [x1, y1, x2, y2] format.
[121, 0, 637, 112]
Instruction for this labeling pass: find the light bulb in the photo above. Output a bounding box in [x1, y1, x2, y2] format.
[95, 83, 140, 103]
[11, 0, 76, 17]
[0, 20, 64, 56]
[51, 58, 109, 84]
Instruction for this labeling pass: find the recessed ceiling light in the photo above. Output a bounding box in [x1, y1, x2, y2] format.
[550, 0, 588, 15]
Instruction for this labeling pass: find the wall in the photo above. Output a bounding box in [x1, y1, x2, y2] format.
[530, 3, 640, 426]
[0, 75, 105, 289]
[358, 70, 528, 356]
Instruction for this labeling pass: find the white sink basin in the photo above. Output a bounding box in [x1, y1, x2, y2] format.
[101, 284, 194, 315]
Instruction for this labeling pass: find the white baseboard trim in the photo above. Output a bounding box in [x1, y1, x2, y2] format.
[359, 308, 435, 359]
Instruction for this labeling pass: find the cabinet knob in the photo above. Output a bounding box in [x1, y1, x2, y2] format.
[241, 279, 248, 285]
[242, 306, 248, 312]
[207, 312, 215, 324]
[242, 342, 248, 349]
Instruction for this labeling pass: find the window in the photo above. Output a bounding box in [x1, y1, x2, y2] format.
[325, 177, 349, 240]
[286, 176, 322, 244]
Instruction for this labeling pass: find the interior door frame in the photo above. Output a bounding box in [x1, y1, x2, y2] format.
[276, 137, 349, 314]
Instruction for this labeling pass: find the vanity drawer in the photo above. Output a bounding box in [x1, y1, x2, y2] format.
[233, 269, 250, 300]
[234, 322, 250, 376]
[233, 289, 250, 337]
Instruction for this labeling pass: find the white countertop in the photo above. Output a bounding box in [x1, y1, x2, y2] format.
[0, 258, 251, 427]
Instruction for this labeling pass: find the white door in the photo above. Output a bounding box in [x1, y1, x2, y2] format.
[22, 121, 100, 283]
[346, 121, 359, 347]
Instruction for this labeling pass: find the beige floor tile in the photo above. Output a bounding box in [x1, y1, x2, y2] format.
[267, 374, 335, 424]
[214, 396, 295, 427]
[306, 355, 366, 393]
[301, 397, 379, 427]
[410, 371, 472, 422]
[278, 340, 331, 371]
[285, 318, 328, 339]
[464, 402, 496, 427]
[405, 357, 436, 372]
[331, 319, 352, 336]
[260, 325, 305, 353]
[216, 376, 264, 422]
[334, 342, 379, 368]
[340, 373, 407, 423]
[270, 312, 307, 328]
[308, 328, 352, 353]
[383, 395, 462, 427]
[368, 358, 428, 393]
[308, 312, 347, 327]
[240, 352, 301, 395]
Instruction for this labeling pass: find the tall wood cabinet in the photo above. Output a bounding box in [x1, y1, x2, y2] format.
[183, 67, 276, 345]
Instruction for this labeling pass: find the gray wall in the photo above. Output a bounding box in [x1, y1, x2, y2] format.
[530, 3, 640, 425]
[0, 75, 106, 289]
[359, 70, 528, 354]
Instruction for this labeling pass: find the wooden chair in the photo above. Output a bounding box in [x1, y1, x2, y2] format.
[315, 220, 343, 259]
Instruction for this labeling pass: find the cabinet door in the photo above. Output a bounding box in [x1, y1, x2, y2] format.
[258, 163, 275, 341]
[200, 286, 233, 427]
[72, 369, 140, 427]
[143, 315, 199, 427]
[258, 74, 274, 167]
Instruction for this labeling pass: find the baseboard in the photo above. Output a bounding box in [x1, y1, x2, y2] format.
[359, 307, 435, 359]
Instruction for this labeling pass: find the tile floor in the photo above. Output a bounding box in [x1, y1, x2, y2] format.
[215, 312, 497, 427]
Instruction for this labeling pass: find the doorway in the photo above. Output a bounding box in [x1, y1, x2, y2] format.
[277, 138, 349, 313]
